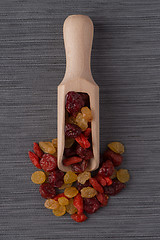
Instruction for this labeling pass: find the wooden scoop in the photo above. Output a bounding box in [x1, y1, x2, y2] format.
[57, 15, 99, 172]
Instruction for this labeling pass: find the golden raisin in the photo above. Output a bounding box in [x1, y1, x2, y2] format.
[77, 171, 91, 184]
[44, 199, 59, 210]
[64, 187, 78, 198]
[52, 138, 57, 148]
[76, 113, 88, 131]
[31, 171, 46, 184]
[80, 187, 97, 198]
[81, 107, 93, 122]
[65, 137, 75, 148]
[66, 199, 77, 214]
[108, 142, 124, 154]
[58, 197, 69, 206]
[110, 169, 117, 179]
[64, 171, 77, 184]
[39, 142, 56, 155]
[117, 169, 130, 183]
[52, 205, 66, 217]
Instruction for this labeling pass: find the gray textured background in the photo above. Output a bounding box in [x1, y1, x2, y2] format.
[1, 0, 160, 239]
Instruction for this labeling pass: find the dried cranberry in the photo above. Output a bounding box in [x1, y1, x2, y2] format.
[64, 145, 77, 158]
[66, 91, 85, 116]
[48, 170, 64, 188]
[98, 160, 114, 177]
[103, 149, 123, 166]
[39, 183, 56, 199]
[79, 92, 89, 107]
[80, 160, 88, 172]
[104, 179, 125, 196]
[65, 123, 82, 138]
[76, 145, 93, 160]
[40, 154, 57, 172]
[76, 180, 91, 191]
[71, 163, 83, 173]
[83, 197, 100, 214]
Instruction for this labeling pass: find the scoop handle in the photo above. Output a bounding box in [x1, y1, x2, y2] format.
[63, 15, 94, 80]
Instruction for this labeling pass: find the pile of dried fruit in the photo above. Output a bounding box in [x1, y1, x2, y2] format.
[28, 91, 130, 222]
[29, 141, 130, 222]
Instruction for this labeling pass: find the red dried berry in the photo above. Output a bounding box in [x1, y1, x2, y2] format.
[79, 93, 89, 107]
[75, 134, 90, 149]
[80, 160, 88, 172]
[71, 213, 87, 222]
[63, 156, 82, 166]
[66, 91, 85, 117]
[71, 163, 83, 173]
[39, 183, 56, 199]
[95, 175, 107, 186]
[83, 197, 100, 214]
[89, 178, 104, 193]
[65, 123, 82, 138]
[98, 160, 114, 177]
[76, 145, 93, 160]
[103, 149, 123, 166]
[104, 179, 125, 196]
[33, 142, 43, 158]
[54, 193, 69, 201]
[104, 177, 113, 186]
[48, 170, 64, 188]
[73, 193, 83, 214]
[76, 180, 91, 191]
[96, 193, 108, 207]
[83, 128, 91, 138]
[64, 145, 77, 158]
[40, 154, 57, 172]
[28, 151, 41, 169]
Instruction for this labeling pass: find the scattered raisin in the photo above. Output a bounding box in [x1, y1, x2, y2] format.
[31, 171, 46, 184]
[108, 142, 124, 154]
[103, 149, 123, 167]
[48, 170, 64, 188]
[64, 171, 77, 184]
[98, 160, 114, 177]
[80, 187, 97, 198]
[83, 197, 100, 214]
[117, 169, 130, 183]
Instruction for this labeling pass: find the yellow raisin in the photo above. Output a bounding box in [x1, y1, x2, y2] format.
[77, 171, 91, 184]
[64, 187, 78, 198]
[59, 183, 72, 189]
[80, 187, 97, 198]
[39, 142, 56, 155]
[66, 199, 77, 214]
[108, 142, 124, 154]
[52, 205, 66, 217]
[31, 171, 46, 184]
[75, 113, 88, 131]
[117, 169, 130, 183]
[44, 199, 59, 210]
[81, 107, 93, 122]
[110, 169, 117, 179]
[65, 137, 75, 148]
[52, 138, 57, 148]
[64, 171, 77, 184]
[58, 197, 69, 206]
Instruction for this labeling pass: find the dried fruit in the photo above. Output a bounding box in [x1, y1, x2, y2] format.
[58, 197, 69, 206]
[103, 149, 123, 167]
[81, 107, 92, 122]
[104, 177, 112, 186]
[54, 193, 69, 201]
[65, 123, 82, 138]
[79, 93, 89, 107]
[64, 145, 77, 158]
[52, 138, 57, 148]
[71, 163, 83, 173]
[80, 160, 88, 172]
[63, 156, 82, 166]
[75, 134, 90, 149]
[104, 179, 125, 196]
[80, 187, 97, 198]
[64, 171, 77, 184]
[95, 175, 107, 187]
[33, 143, 43, 158]
[71, 213, 87, 222]
[66, 91, 85, 117]
[83, 197, 100, 214]
[73, 193, 83, 214]
[117, 169, 130, 183]
[52, 205, 66, 217]
[40, 154, 57, 172]
[67, 116, 77, 125]
[110, 169, 117, 179]
[58, 183, 72, 189]
[39, 183, 56, 199]
[76, 180, 91, 191]
[76, 145, 93, 160]
[98, 160, 114, 177]
[64, 187, 78, 198]
[89, 178, 104, 193]
[83, 128, 91, 138]
[44, 199, 59, 210]
[28, 151, 41, 169]
[75, 113, 88, 131]
[39, 142, 56, 155]
[96, 193, 108, 207]
[48, 170, 64, 188]
[77, 171, 91, 184]
[66, 199, 77, 214]
[65, 137, 75, 148]
[108, 142, 124, 154]
[31, 171, 46, 184]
